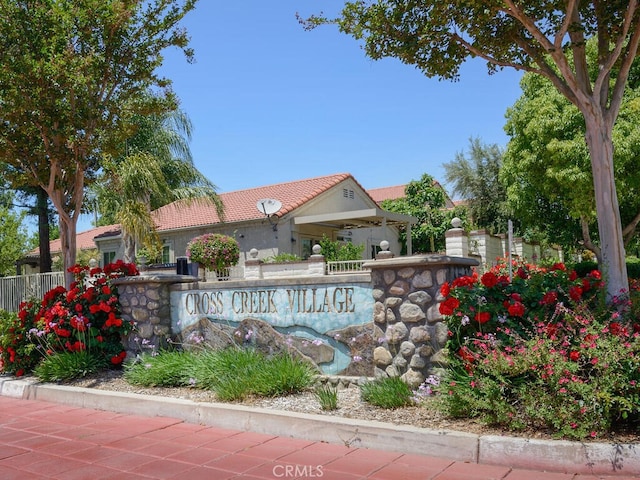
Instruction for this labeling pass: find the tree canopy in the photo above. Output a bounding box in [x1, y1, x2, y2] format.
[307, 1, 640, 300]
[91, 98, 223, 263]
[503, 69, 640, 259]
[381, 173, 460, 254]
[443, 138, 511, 235]
[0, 0, 198, 286]
[0, 191, 33, 276]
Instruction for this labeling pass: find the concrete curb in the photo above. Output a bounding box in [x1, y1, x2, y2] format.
[1, 377, 638, 476]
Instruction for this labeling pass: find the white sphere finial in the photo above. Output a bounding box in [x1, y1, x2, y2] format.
[380, 240, 389, 251]
[451, 217, 462, 229]
[312, 244, 322, 255]
[249, 248, 258, 259]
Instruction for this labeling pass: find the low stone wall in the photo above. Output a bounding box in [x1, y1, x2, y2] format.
[366, 255, 478, 387]
[113, 255, 478, 387]
[112, 274, 196, 355]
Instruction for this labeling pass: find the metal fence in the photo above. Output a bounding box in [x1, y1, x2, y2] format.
[326, 260, 368, 275]
[0, 272, 65, 312]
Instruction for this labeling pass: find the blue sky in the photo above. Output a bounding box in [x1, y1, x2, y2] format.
[158, 1, 523, 193]
[73, 1, 524, 232]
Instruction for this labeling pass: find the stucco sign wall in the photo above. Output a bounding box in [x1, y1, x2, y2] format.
[172, 284, 373, 333]
[169, 280, 374, 375]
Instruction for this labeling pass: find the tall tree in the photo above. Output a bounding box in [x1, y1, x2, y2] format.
[92, 100, 223, 263]
[306, 1, 640, 300]
[0, 161, 55, 272]
[443, 138, 510, 235]
[381, 173, 459, 254]
[503, 68, 640, 261]
[0, 0, 197, 287]
[0, 191, 33, 276]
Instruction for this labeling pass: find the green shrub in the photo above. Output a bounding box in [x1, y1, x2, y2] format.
[360, 377, 414, 409]
[252, 353, 316, 397]
[124, 351, 194, 387]
[626, 257, 640, 279]
[125, 348, 319, 402]
[34, 351, 107, 382]
[571, 260, 598, 278]
[439, 260, 640, 440]
[318, 235, 365, 262]
[263, 253, 302, 263]
[315, 384, 338, 410]
[571, 258, 640, 280]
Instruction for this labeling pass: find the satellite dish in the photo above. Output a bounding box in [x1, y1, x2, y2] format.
[256, 198, 282, 216]
[256, 198, 282, 230]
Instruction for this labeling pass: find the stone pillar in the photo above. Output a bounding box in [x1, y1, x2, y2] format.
[365, 254, 478, 388]
[376, 240, 394, 260]
[244, 248, 262, 279]
[445, 217, 469, 257]
[113, 274, 196, 358]
[307, 243, 326, 276]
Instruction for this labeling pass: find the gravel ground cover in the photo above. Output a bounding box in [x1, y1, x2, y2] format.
[55, 370, 640, 444]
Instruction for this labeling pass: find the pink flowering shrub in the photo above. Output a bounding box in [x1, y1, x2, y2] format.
[438, 260, 640, 439]
[186, 233, 239, 271]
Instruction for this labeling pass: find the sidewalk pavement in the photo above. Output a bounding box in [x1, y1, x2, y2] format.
[0, 379, 638, 479]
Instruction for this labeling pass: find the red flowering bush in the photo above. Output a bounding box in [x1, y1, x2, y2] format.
[438, 260, 640, 439]
[0, 261, 138, 378]
[441, 260, 603, 356]
[0, 305, 41, 376]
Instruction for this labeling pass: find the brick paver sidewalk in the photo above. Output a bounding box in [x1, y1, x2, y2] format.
[0, 396, 632, 479]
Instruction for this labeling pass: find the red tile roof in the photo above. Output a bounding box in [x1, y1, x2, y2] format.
[36, 173, 373, 255]
[33, 224, 121, 255]
[152, 173, 355, 231]
[368, 185, 407, 204]
[369, 181, 456, 209]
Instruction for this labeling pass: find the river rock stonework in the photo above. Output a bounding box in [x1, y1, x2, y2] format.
[113, 274, 196, 356]
[365, 255, 477, 388]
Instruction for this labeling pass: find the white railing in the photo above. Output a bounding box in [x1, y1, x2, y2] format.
[326, 260, 368, 275]
[0, 272, 65, 312]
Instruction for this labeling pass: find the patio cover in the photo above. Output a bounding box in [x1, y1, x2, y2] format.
[293, 207, 417, 255]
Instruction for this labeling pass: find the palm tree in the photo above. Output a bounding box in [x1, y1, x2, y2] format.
[443, 137, 510, 234]
[92, 99, 223, 263]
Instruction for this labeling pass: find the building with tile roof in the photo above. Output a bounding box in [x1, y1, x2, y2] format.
[90, 173, 417, 269]
[19, 224, 121, 274]
[20, 173, 417, 273]
[368, 181, 455, 209]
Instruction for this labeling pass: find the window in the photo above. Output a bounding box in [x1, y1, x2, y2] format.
[162, 244, 171, 263]
[102, 251, 116, 266]
[301, 238, 321, 259]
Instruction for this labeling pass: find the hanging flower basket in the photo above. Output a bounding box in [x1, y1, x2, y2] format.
[186, 233, 240, 276]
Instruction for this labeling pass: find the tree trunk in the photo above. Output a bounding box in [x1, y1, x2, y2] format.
[123, 232, 135, 264]
[59, 214, 77, 288]
[36, 188, 52, 273]
[584, 116, 629, 300]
